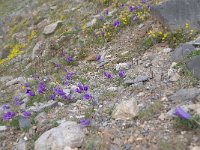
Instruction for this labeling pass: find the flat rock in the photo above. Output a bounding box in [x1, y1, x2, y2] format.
[0, 126, 7, 132]
[112, 97, 139, 120]
[133, 75, 150, 83]
[43, 21, 62, 35]
[34, 121, 85, 150]
[152, 0, 200, 31]
[168, 88, 200, 101]
[28, 100, 58, 113]
[19, 116, 31, 129]
[32, 41, 45, 59]
[6, 77, 26, 86]
[172, 43, 196, 61]
[187, 55, 200, 79]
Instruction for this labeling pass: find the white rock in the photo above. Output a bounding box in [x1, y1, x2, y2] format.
[163, 48, 172, 53]
[86, 18, 97, 28]
[112, 98, 139, 120]
[0, 76, 13, 83]
[0, 126, 7, 132]
[6, 77, 26, 86]
[116, 63, 130, 71]
[34, 121, 85, 150]
[43, 21, 62, 35]
[32, 41, 44, 59]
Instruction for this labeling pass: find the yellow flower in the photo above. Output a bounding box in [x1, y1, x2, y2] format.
[185, 22, 189, 29]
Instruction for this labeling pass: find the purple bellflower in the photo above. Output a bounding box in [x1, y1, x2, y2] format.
[175, 107, 192, 120]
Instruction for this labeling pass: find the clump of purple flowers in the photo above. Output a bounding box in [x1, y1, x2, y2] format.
[83, 93, 92, 100]
[75, 83, 89, 93]
[118, 70, 125, 78]
[23, 111, 31, 118]
[37, 81, 46, 94]
[26, 89, 35, 97]
[104, 71, 113, 79]
[2, 104, 10, 110]
[114, 20, 120, 27]
[14, 96, 24, 106]
[2, 111, 15, 121]
[96, 55, 101, 61]
[175, 107, 192, 120]
[67, 56, 73, 63]
[80, 119, 91, 127]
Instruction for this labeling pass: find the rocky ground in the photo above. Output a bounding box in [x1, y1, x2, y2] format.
[0, 0, 200, 150]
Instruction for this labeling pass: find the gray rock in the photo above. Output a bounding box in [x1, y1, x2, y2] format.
[192, 35, 200, 46]
[28, 100, 58, 112]
[172, 44, 196, 61]
[0, 126, 7, 132]
[63, 89, 71, 95]
[115, 63, 130, 71]
[34, 121, 85, 150]
[112, 97, 139, 120]
[43, 21, 62, 35]
[19, 116, 31, 129]
[187, 55, 200, 79]
[12, 31, 27, 44]
[0, 76, 13, 83]
[86, 18, 97, 28]
[6, 77, 26, 86]
[15, 138, 26, 150]
[0, 47, 10, 60]
[134, 75, 150, 83]
[34, 112, 47, 124]
[152, 0, 200, 31]
[32, 41, 45, 59]
[168, 88, 200, 101]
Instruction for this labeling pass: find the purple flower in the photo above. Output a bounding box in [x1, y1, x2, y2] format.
[141, 0, 146, 3]
[138, 5, 142, 9]
[2, 104, 10, 110]
[147, 3, 151, 10]
[80, 119, 91, 127]
[64, 81, 70, 86]
[53, 88, 66, 96]
[24, 83, 29, 87]
[65, 72, 74, 80]
[104, 71, 112, 79]
[95, 34, 98, 38]
[64, 67, 68, 72]
[121, 4, 125, 8]
[14, 96, 24, 106]
[26, 89, 35, 97]
[2, 111, 15, 121]
[118, 70, 125, 78]
[75, 88, 82, 93]
[78, 83, 84, 91]
[83, 93, 92, 100]
[96, 55, 101, 61]
[132, 15, 138, 21]
[113, 20, 120, 27]
[23, 111, 31, 118]
[175, 107, 192, 120]
[54, 63, 61, 68]
[66, 94, 72, 100]
[129, 6, 134, 12]
[83, 85, 89, 91]
[101, 31, 105, 37]
[99, 16, 104, 21]
[106, 9, 109, 15]
[49, 94, 56, 100]
[37, 81, 46, 94]
[67, 56, 73, 63]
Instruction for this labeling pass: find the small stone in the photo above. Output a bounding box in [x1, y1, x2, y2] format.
[190, 146, 200, 150]
[134, 75, 150, 83]
[6, 77, 26, 86]
[163, 48, 172, 53]
[116, 63, 130, 71]
[32, 41, 45, 60]
[34, 112, 47, 124]
[43, 21, 62, 35]
[63, 89, 71, 95]
[86, 18, 97, 28]
[107, 87, 118, 92]
[19, 116, 31, 129]
[112, 97, 139, 120]
[169, 72, 180, 82]
[15, 138, 26, 150]
[85, 54, 96, 61]
[158, 113, 166, 120]
[0, 126, 7, 132]
[145, 62, 152, 68]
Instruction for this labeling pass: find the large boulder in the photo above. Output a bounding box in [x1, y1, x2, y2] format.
[187, 55, 200, 79]
[152, 0, 200, 31]
[34, 121, 85, 150]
